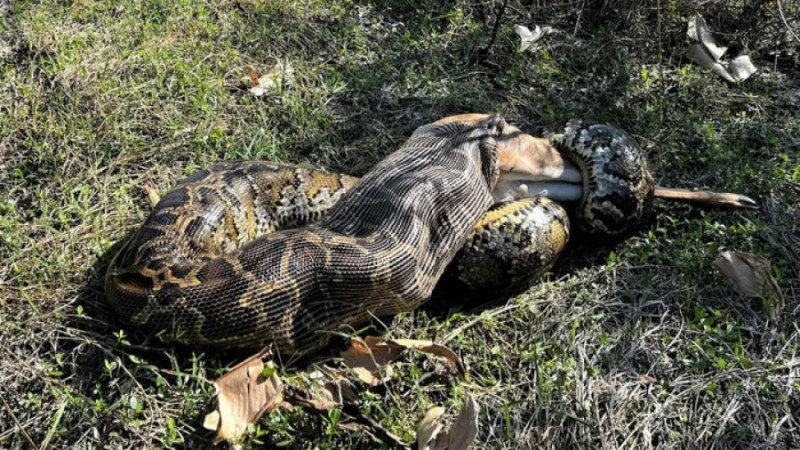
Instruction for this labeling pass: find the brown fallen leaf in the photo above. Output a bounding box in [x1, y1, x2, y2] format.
[416, 394, 480, 450]
[244, 62, 295, 96]
[417, 407, 447, 450]
[714, 251, 783, 300]
[447, 394, 479, 450]
[715, 250, 784, 321]
[245, 66, 260, 86]
[685, 14, 757, 83]
[298, 368, 358, 411]
[636, 374, 658, 384]
[342, 337, 466, 386]
[203, 347, 283, 445]
[341, 336, 404, 386]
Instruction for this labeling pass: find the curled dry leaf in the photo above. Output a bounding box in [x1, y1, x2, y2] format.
[299, 368, 358, 411]
[389, 339, 466, 380]
[203, 347, 283, 445]
[714, 251, 783, 300]
[341, 336, 404, 386]
[341, 337, 466, 386]
[687, 15, 727, 61]
[685, 14, 757, 82]
[418, 407, 447, 450]
[448, 394, 479, 450]
[514, 24, 556, 52]
[416, 394, 480, 450]
[727, 55, 758, 81]
[686, 43, 736, 82]
[636, 374, 658, 384]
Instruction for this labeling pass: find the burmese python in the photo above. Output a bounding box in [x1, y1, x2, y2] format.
[106, 115, 755, 356]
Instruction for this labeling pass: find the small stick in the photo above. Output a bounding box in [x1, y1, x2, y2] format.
[0, 393, 39, 450]
[478, 0, 509, 58]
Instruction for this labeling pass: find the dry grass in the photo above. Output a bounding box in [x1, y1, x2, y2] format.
[1, 0, 798, 448]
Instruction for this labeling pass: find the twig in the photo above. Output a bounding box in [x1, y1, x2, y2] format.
[0, 392, 39, 450]
[479, 0, 510, 57]
[777, 0, 800, 43]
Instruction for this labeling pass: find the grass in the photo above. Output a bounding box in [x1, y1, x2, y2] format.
[1, 0, 798, 448]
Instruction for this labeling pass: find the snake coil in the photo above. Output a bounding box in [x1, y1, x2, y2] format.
[106, 116, 753, 355]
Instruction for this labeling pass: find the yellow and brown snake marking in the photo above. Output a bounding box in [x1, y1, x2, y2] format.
[443, 197, 569, 295]
[106, 114, 755, 356]
[107, 116, 543, 355]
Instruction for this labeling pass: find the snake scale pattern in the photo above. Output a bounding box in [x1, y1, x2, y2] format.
[549, 120, 655, 235]
[106, 115, 652, 356]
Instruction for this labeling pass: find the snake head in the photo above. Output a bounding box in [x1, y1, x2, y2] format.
[548, 120, 655, 236]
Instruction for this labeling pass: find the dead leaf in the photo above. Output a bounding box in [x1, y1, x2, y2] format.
[298, 368, 358, 411]
[447, 394, 479, 450]
[636, 374, 658, 384]
[714, 251, 783, 300]
[388, 339, 466, 381]
[687, 15, 727, 61]
[728, 55, 758, 81]
[685, 14, 757, 82]
[686, 43, 736, 82]
[341, 336, 404, 386]
[203, 347, 283, 444]
[431, 432, 449, 450]
[280, 401, 294, 411]
[417, 407, 447, 450]
[245, 66, 260, 86]
[245, 62, 295, 96]
[514, 24, 556, 52]
[416, 395, 479, 450]
[341, 337, 466, 386]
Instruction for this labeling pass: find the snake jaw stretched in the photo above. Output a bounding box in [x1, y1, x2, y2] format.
[491, 178, 583, 204]
[433, 114, 587, 206]
[490, 125, 586, 205]
[547, 120, 757, 235]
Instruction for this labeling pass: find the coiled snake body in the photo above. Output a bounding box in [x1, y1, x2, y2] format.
[106, 115, 754, 355]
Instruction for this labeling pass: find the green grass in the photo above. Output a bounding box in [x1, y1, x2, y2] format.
[1, 0, 799, 448]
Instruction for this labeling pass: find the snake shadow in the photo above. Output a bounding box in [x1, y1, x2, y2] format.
[424, 195, 713, 318]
